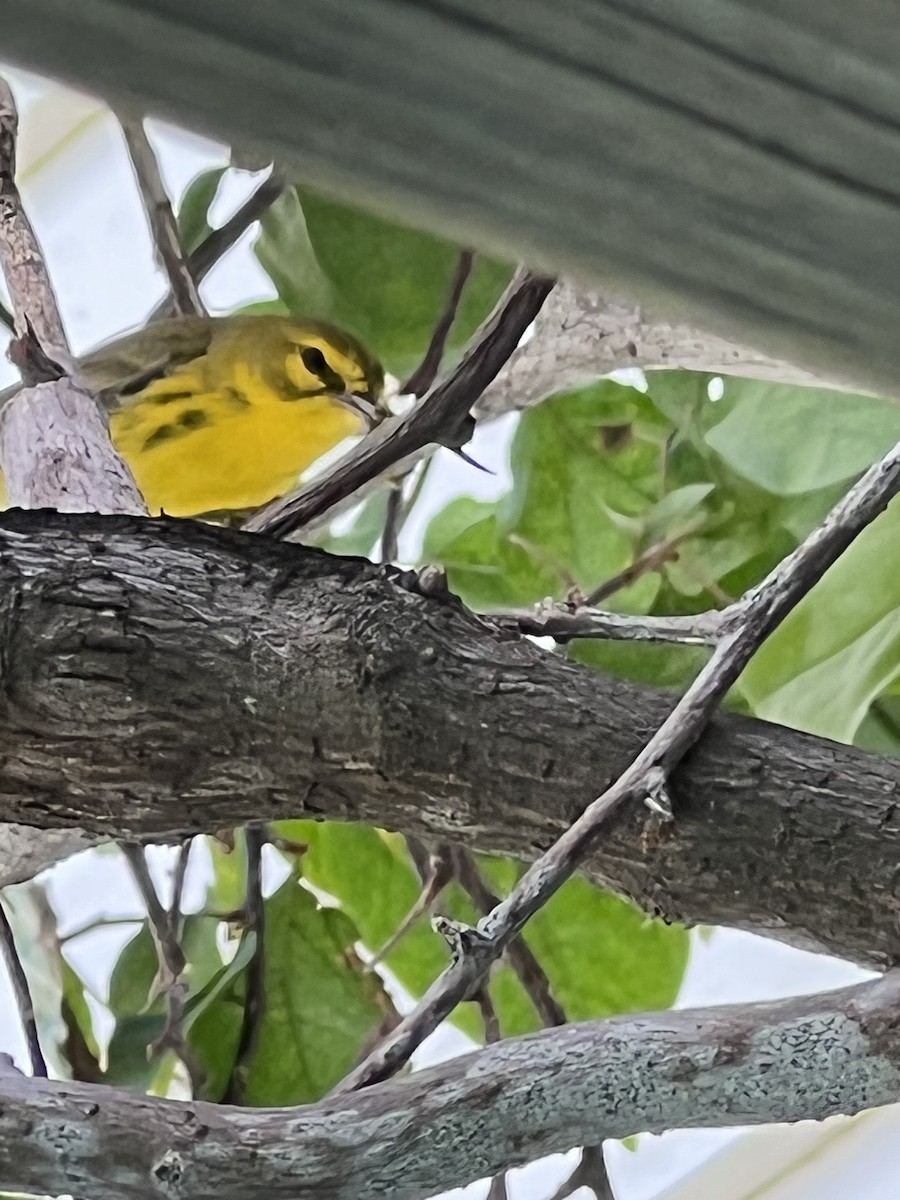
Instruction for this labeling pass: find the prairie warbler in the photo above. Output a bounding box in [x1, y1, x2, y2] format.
[2, 314, 386, 521]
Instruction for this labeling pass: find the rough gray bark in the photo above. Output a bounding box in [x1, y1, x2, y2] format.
[0, 510, 898, 968]
[476, 283, 834, 420]
[4, 2, 900, 399]
[3, 972, 900, 1200]
[0, 378, 147, 514]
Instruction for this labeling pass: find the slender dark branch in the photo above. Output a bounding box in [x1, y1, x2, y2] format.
[369, 840, 454, 968]
[452, 848, 565, 1028]
[380, 476, 408, 565]
[223, 824, 267, 1104]
[0, 299, 13, 334]
[338, 438, 900, 1092]
[149, 171, 285, 321]
[546, 1146, 614, 1200]
[169, 838, 193, 919]
[119, 114, 205, 318]
[485, 1172, 509, 1200]
[192, 171, 285, 282]
[475, 986, 501, 1045]
[0, 895, 46, 1077]
[120, 841, 203, 1092]
[402, 249, 475, 396]
[245, 270, 555, 538]
[582, 534, 686, 608]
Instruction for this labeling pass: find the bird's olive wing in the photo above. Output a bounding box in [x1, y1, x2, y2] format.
[79, 316, 216, 411]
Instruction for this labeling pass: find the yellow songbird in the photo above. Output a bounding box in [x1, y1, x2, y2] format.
[5, 314, 386, 521]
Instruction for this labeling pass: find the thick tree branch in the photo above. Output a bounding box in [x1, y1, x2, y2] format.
[0, 511, 898, 969]
[2, 973, 900, 1200]
[475, 283, 842, 421]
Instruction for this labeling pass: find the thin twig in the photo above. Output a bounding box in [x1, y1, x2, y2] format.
[149, 171, 285, 321]
[490, 603, 725, 645]
[0, 895, 47, 1077]
[486, 1172, 509, 1200]
[368, 841, 454, 968]
[546, 1146, 614, 1200]
[119, 114, 205, 318]
[475, 986, 501, 1045]
[334, 437, 900, 1093]
[402, 250, 475, 396]
[0, 299, 13, 334]
[582, 534, 686, 608]
[380, 476, 408, 565]
[453, 848, 565, 1028]
[245, 270, 554, 539]
[120, 841, 203, 1092]
[170, 838, 192, 918]
[222, 824, 267, 1104]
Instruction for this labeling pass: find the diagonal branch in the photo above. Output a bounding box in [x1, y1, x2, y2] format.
[149, 171, 286, 321]
[402, 249, 475, 397]
[4, 971, 900, 1200]
[452, 848, 565, 1029]
[338, 436, 900, 1091]
[244, 270, 554, 538]
[121, 841, 203, 1092]
[119, 113, 205, 318]
[0, 893, 46, 1077]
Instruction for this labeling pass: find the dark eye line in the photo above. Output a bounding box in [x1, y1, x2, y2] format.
[299, 346, 347, 394]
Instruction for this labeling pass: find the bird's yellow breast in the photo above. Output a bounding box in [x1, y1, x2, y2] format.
[109, 381, 362, 519]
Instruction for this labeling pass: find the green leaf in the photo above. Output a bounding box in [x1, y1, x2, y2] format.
[275, 822, 483, 1042]
[426, 508, 558, 610]
[107, 923, 160, 1018]
[205, 833, 249, 913]
[184, 932, 258, 1101]
[572, 638, 711, 693]
[643, 370, 715, 430]
[241, 874, 394, 1104]
[104, 1013, 166, 1089]
[254, 189, 334, 316]
[257, 187, 513, 378]
[314, 489, 390, 559]
[176, 166, 228, 254]
[60, 960, 102, 1082]
[704, 382, 900, 495]
[423, 383, 672, 612]
[478, 861, 689, 1035]
[740, 499, 900, 742]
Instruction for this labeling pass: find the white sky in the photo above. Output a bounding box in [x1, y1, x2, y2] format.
[0, 64, 894, 1200]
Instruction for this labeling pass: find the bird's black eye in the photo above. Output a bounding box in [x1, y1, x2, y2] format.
[301, 347, 328, 376]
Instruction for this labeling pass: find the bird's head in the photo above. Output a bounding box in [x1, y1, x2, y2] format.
[281, 319, 386, 426]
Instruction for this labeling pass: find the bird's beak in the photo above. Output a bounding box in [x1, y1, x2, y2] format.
[335, 390, 385, 429]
